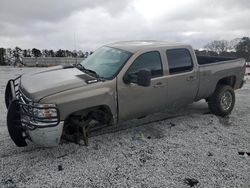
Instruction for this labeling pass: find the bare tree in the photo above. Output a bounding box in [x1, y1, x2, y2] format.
[13, 46, 22, 66]
[236, 37, 250, 61]
[204, 40, 229, 54]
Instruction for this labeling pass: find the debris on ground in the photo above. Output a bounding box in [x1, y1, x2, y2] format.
[169, 122, 176, 128]
[207, 151, 213, 156]
[184, 178, 199, 187]
[58, 165, 63, 171]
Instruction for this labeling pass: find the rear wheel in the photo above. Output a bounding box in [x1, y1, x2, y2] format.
[208, 85, 235, 117]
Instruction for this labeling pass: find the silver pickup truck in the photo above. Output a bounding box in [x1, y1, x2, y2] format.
[5, 41, 246, 147]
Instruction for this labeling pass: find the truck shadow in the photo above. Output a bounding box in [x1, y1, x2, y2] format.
[90, 100, 209, 138]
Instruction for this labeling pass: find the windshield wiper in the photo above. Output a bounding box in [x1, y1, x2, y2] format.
[74, 63, 105, 80]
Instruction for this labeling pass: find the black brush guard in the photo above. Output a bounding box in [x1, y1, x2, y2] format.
[5, 77, 60, 147]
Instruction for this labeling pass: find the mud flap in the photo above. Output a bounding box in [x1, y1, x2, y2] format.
[7, 100, 27, 147]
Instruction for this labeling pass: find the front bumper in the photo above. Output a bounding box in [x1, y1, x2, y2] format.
[27, 121, 64, 147]
[5, 77, 63, 147]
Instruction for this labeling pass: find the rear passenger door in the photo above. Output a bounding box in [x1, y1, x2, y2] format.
[165, 48, 199, 108]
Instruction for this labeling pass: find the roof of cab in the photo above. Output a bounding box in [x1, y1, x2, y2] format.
[106, 40, 188, 53]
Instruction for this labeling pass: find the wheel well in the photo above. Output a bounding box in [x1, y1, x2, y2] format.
[216, 76, 236, 89]
[62, 105, 113, 145]
[65, 105, 114, 125]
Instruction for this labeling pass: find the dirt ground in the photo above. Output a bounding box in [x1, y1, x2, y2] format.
[0, 67, 250, 188]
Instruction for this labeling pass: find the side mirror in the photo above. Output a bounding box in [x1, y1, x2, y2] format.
[123, 69, 151, 87]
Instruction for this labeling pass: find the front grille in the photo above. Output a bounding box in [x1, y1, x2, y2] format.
[6, 77, 60, 130]
[18, 89, 35, 129]
[19, 88, 32, 104]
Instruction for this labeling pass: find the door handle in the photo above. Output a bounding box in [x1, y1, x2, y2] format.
[153, 82, 166, 88]
[187, 75, 196, 81]
[130, 83, 137, 87]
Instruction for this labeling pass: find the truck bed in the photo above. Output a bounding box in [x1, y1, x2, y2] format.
[196, 55, 238, 65]
[195, 57, 245, 101]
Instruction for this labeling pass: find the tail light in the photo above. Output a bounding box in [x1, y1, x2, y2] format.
[243, 62, 247, 75]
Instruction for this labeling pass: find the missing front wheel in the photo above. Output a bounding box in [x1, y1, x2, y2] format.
[62, 117, 99, 146]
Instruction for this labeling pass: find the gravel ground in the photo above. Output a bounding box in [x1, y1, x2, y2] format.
[0, 66, 250, 188]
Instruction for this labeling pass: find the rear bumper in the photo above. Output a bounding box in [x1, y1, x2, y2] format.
[5, 78, 62, 147]
[239, 80, 245, 89]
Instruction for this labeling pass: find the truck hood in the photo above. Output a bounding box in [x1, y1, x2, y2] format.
[20, 66, 94, 102]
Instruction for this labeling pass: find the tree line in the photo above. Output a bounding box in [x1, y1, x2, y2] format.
[0, 47, 93, 65]
[1, 36, 250, 65]
[196, 37, 250, 61]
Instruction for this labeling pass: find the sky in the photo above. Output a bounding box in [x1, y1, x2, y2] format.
[0, 0, 249, 51]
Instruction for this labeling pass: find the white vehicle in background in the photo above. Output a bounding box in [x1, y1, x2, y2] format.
[245, 66, 250, 80]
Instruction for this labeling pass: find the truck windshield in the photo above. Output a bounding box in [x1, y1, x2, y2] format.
[80, 46, 132, 79]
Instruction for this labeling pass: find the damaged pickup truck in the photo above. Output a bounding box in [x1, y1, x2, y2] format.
[5, 41, 246, 147]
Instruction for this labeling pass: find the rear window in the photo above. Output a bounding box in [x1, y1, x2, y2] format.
[166, 49, 193, 74]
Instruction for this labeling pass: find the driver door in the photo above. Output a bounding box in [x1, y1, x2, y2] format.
[117, 51, 168, 122]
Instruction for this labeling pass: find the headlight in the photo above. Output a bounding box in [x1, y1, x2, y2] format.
[33, 104, 57, 118]
[19, 100, 60, 128]
[32, 103, 59, 122]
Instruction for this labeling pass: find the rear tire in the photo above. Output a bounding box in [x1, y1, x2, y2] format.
[208, 85, 235, 117]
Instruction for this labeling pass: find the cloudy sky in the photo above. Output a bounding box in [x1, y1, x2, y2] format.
[0, 0, 249, 51]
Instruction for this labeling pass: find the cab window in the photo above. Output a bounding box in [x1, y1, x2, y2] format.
[166, 49, 193, 74]
[127, 51, 163, 77]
